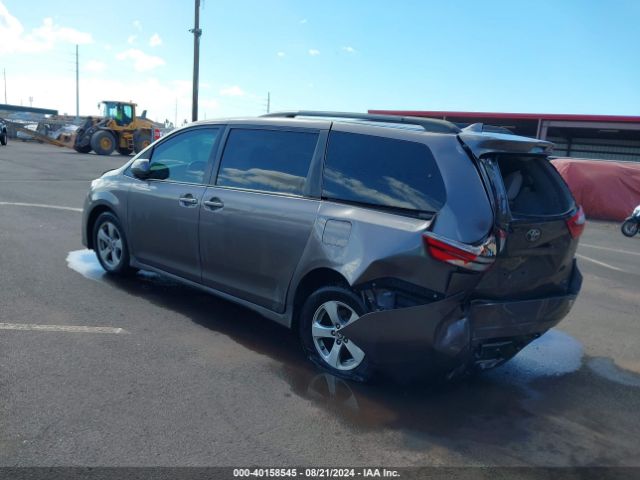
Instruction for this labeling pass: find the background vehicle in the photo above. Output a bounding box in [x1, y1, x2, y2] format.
[82, 111, 584, 382]
[621, 205, 640, 237]
[73, 101, 154, 156]
[0, 119, 7, 146]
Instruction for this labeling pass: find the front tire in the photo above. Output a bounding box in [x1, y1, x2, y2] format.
[621, 220, 638, 237]
[298, 286, 374, 382]
[1, 130, 7, 146]
[92, 212, 135, 275]
[74, 144, 92, 153]
[90, 130, 116, 156]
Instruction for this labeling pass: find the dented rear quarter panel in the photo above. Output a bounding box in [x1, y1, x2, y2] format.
[284, 128, 495, 325]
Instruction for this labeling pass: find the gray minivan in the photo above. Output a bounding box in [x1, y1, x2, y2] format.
[82, 111, 584, 382]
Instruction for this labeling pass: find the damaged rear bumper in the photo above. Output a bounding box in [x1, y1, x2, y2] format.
[341, 264, 582, 378]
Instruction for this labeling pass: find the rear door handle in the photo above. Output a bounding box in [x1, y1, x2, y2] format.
[179, 194, 198, 207]
[203, 197, 224, 210]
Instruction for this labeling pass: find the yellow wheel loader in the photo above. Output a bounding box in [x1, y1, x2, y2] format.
[73, 101, 155, 156]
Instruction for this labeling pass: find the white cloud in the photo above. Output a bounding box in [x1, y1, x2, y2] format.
[3, 73, 251, 124]
[308, 49, 320, 56]
[219, 85, 245, 97]
[200, 98, 220, 111]
[342, 46, 356, 53]
[299, 19, 307, 24]
[149, 33, 162, 47]
[34, 18, 92, 45]
[19, 74, 211, 124]
[85, 60, 106, 73]
[116, 49, 165, 72]
[132, 20, 142, 31]
[127, 34, 137, 45]
[0, 3, 92, 55]
[277, 51, 285, 57]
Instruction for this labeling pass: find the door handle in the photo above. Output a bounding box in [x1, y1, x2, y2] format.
[179, 194, 198, 206]
[203, 197, 224, 210]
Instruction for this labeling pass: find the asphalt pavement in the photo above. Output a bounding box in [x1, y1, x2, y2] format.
[1, 141, 639, 467]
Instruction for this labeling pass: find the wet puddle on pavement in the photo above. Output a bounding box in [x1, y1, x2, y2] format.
[280, 332, 588, 433]
[587, 357, 640, 387]
[66, 248, 640, 438]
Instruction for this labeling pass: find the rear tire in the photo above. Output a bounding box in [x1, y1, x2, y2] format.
[298, 286, 374, 382]
[92, 212, 136, 275]
[1, 130, 7, 146]
[621, 220, 638, 237]
[90, 130, 116, 156]
[74, 144, 92, 153]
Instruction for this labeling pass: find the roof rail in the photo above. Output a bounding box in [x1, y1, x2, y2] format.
[262, 111, 461, 134]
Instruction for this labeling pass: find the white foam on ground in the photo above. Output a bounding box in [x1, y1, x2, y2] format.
[496, 329, 584, 382]
[66, 249, 105, 280]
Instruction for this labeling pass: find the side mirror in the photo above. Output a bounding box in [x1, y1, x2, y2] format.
[130, 158, 151, 179]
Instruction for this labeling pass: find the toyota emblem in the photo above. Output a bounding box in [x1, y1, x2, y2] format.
[526, 228, 541, 242]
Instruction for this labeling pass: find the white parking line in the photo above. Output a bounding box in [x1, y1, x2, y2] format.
[0, 323, 127, 334]
[580, 243, 640, 257]
[0, 201, 82, 212]
[576, 254, 625, 272]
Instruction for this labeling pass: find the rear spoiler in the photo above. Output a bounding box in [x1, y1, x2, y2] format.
[458, 126, 554, 158]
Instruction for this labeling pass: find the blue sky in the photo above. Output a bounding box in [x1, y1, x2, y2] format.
[1, 0, 639, 123]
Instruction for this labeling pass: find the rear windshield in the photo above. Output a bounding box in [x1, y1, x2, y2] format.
[322, 131, 446, 215]
[495, 155, 574, 217]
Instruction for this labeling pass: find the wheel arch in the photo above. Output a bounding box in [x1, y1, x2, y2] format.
[86, 204, 116, 249]
[290, 267, 350, 331]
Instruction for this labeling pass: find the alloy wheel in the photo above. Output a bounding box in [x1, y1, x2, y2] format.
[96, 221, 124, 270]
[311, 300, 365, 371]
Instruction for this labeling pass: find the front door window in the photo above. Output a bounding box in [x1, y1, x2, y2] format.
[148, 128, 221, 184]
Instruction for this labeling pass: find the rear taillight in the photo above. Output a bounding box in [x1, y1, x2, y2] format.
[566, 205, 585, 239]
[422, 233, 497, 271]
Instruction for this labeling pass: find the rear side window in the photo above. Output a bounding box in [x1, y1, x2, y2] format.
[216, 129, 318, 195]
[322, 132, 446, 213]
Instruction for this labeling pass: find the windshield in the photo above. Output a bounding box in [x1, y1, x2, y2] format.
[102, 102, 118, 118]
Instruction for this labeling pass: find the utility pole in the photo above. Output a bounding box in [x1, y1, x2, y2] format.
[266, 91, 271, 114]
[190, 0, 202, 122]
[75, 44, 79, 121]
[3, 68, 7, 104]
